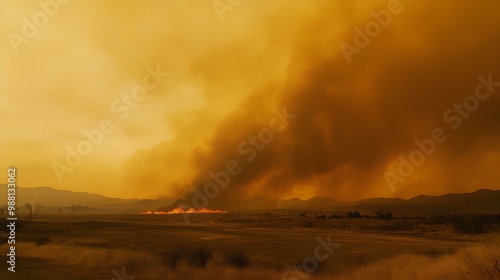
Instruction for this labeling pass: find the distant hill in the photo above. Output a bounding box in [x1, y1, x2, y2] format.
[223, 189, 500, 214]
[0, 185, 498, 214]
[352, 189, 500, 214]
[213, 196, 349, 211]
[0, 185, 137, 207]
[0, 185, 175, 211]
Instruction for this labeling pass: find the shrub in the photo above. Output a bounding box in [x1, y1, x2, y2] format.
[347, 211, 363, 218]
[224, 250, 250, 268]
[299, 213, 307, 218]
[161, 250, 183, 269]
[385, 211, 394, 219]
[328, 213, 342, 219]
[454, 213, 499, 234]
[375, 209, 393, 219]
[186, 247, 213, 267]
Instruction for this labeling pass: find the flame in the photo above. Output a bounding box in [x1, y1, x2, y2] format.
[139, 207, 227, 215]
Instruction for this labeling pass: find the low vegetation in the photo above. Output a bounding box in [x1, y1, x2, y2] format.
[1, 211, 498, 279]
[224, 250, 250, 268]
[186, 247, 213, 268]
[336, 240, 500, 280]
[2, 237, 498, 280]
[454, 213, 500, 234]
[161, 250, 183, 269]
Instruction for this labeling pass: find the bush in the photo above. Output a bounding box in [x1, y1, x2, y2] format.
[224, 250, 250, 268]
[454, 214, 499, 234]
[186, 247, 213, 267]
[375, 209, 393, 219]
[328, 213, 342, 219]
[299, 213, 307, 218]
[161, 250, 183, 269]
[347, 211, 363, 218]
[385, 211, 394, 219]
[35, 236, 51, 246]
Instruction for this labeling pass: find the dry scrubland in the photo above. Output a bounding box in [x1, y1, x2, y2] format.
[1, 212, 499, 280]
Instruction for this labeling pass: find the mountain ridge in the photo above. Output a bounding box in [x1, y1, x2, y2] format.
[0, 185, 498, 214]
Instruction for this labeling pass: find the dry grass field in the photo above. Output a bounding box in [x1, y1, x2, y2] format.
[1, 212, 499, 279]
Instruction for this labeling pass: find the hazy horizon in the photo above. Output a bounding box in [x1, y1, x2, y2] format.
[3, 184, 498, 203]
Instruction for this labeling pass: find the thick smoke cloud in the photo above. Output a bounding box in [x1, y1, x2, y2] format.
[4, 1, 499, 200]
[124, 0, 500, 203]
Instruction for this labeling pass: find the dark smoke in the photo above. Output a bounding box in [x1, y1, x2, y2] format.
[126, 1, 500, 204]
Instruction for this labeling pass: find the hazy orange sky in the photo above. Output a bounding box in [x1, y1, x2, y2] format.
[1, 1, 499, 201]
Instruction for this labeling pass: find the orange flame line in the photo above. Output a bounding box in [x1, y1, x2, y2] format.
[138, 207, 227, 215]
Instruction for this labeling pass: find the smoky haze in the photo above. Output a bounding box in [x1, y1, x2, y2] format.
[123, 1, 500, 205]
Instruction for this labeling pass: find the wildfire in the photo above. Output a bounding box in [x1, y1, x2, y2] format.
[139, 207, 227, 215]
